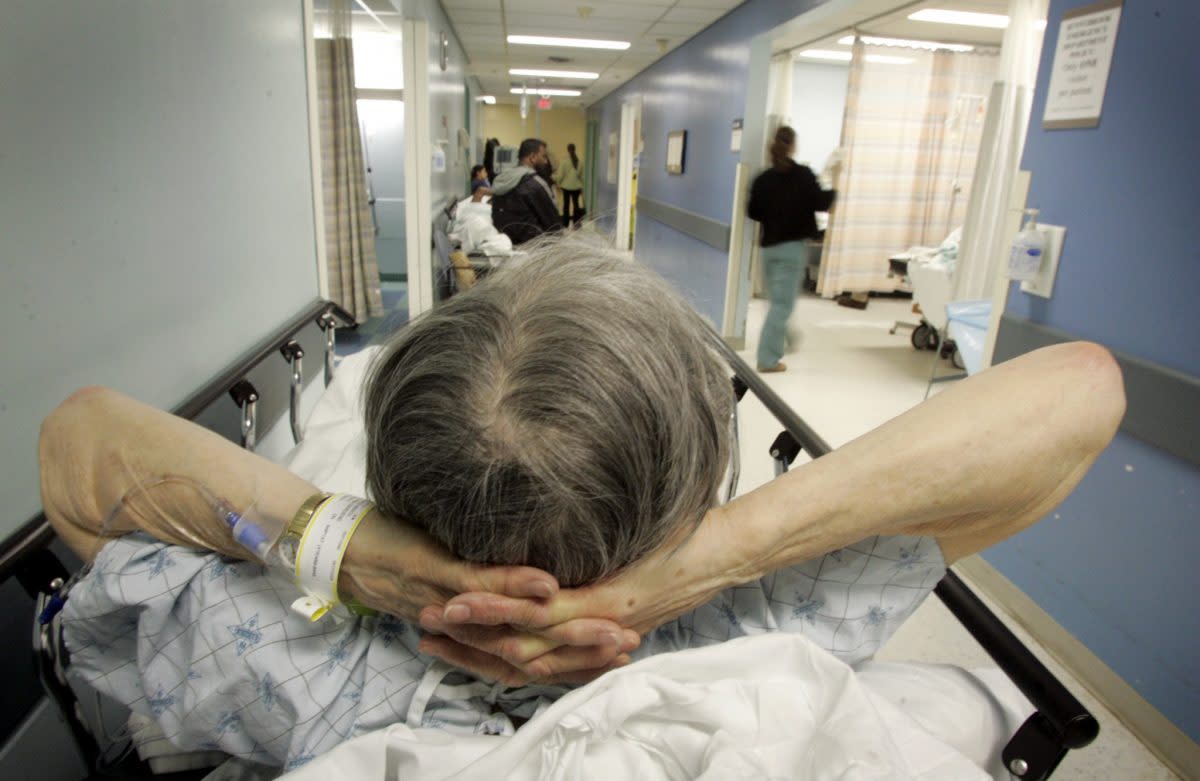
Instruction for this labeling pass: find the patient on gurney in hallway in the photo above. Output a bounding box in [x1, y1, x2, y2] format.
[40, 235, 1125, 769]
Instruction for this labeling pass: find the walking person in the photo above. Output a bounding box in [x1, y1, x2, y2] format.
[556, 143, 585, 228]
[747, 126, 836, 373]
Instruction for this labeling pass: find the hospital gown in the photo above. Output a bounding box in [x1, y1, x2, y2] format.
[60, 532, 945, 769]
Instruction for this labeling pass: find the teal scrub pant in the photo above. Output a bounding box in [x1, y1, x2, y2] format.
[756, 240, 808, 369]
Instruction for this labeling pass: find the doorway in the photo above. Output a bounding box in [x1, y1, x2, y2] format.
[357, 97, 406, 282]
[726, 0, 1047, 366]
[614, 98, 642, 252]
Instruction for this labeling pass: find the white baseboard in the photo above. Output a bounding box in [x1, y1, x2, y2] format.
[955, 556, 1199, 779]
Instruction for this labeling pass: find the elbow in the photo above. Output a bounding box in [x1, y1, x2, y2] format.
[41, 386, 113, 440]
[39, 386, 115, 497]
[1063, 341, 1126, 451]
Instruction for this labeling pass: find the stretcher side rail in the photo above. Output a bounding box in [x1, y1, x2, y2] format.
[0, 299, 353, 586]
[0, 298, 354, 778]
[705, 324, 1099, 781]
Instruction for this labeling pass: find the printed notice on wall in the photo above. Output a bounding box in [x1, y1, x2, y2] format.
[1043, 0, 1122, 129]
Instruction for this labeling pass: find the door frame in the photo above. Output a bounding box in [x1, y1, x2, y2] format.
[402, 18, 434, 318]
[614, 98, 641, 252]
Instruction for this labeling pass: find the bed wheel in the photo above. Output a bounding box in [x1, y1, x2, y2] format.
[911, 323, 939, 351]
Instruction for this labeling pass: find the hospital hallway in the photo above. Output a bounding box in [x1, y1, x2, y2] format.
[734, 291, 1177, 780]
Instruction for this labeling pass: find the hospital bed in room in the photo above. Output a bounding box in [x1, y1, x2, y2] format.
[0, 300, 1099, 781]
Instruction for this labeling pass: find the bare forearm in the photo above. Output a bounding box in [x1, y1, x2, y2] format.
[715, 342, 1125, 581]
[38, 386, 315, 561]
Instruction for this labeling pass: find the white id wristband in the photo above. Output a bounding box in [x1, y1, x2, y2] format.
[290, 493, 374, 621]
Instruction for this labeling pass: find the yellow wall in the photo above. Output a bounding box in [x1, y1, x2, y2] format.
[480, 103, 587, 178]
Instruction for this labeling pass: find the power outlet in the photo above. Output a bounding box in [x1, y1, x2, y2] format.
[1020, 224, 1067, 298]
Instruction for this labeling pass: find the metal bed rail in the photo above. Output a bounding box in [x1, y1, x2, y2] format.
[0, 299, 353, 585]
[1, 297, 354, 777]
[706, 325, 1098, 780]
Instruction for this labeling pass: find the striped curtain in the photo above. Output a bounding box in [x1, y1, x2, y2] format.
[818, 44, 998, 297]
[315, 0, 383, 324]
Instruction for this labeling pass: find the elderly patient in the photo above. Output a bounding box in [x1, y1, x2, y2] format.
[39, 237, 1125, 770]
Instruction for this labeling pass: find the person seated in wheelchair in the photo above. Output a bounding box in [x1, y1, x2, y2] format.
[39, 235, 1125, 770]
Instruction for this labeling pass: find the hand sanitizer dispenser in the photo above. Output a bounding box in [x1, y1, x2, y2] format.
[1008, 209, 1047, 281]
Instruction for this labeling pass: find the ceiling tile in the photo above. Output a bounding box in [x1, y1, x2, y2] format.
[661, 6, 726, 24]
[675, 0, 742, 8]
[507, 19, 653, 36]
[647, 21, 705, 36]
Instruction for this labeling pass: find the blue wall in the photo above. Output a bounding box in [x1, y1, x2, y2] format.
[588, 0, 828, 318]
[986, 0, 1200, 741]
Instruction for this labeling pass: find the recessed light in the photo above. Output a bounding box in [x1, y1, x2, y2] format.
[507, 34, 630, 50]
[797, 49, 913, 65]
[475, 95, 496, 104]
[509, 68, 599, 79]
[837, 34, 974, 52]
[510, 87, 583, 97]
[908, 9, 1009, 28]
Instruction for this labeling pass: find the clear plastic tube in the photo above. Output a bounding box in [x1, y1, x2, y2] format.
[99, 473, 292, 568]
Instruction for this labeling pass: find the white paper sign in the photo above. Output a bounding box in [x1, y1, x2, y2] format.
[432, 147, 446, 173]
[1043, 0, 1122, 129]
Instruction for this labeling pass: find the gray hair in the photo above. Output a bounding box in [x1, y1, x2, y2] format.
[363, 235, 732, 586]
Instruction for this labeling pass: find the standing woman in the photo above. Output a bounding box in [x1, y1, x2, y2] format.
[747, 126, 836, 373]
[556, 143, 585, 228]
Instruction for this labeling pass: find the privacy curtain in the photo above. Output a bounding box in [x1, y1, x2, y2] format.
[316, 0, 383, 324]
[818, 43, 998, 297]
[953, 0, 1049, 302]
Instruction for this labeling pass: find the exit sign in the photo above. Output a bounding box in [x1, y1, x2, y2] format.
[537, 97, 552, 110]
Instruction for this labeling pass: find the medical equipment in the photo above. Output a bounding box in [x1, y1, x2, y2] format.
[492, 146, 518, 174]
[1008, 209, 1048, 281]
[1, 299, 1099, 780]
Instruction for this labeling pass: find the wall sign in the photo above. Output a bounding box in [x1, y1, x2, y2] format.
[730, 118, 743, 152]
[1043, 0, 1122, 129]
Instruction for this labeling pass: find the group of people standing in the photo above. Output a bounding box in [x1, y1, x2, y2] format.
[478, 137, 586, 247]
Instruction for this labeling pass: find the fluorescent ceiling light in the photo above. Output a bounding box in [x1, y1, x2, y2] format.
[475, 95, 496, 104]
[510, 87, 583, 97]
[908, 9, 1010, 28]
[509, 68, 599, 80]
[837, 34, 974, 52]
[798, 49, 852, 61]
[797, 49, 915, 65]
[507, 34, 630, 50]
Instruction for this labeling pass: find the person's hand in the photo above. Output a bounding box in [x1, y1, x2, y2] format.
[338, 511, 635, 680]
[416, 507, 744, 685]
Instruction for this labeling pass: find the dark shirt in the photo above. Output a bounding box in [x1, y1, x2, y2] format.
[490, 172, 562, 246]
[747, 163, 836, 247]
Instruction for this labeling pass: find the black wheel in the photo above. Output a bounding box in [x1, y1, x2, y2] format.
[911, 323, 940, 351]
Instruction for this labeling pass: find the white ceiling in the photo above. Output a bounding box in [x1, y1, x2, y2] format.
[327, 0, 1015, 105]
[777, 0, 1012, 53]
[441, 0, 745, 106]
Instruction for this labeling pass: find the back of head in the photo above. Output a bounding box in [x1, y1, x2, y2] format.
[364, 234, 733, 586]
[770, 125, 796, 171]
[518, 137, 545, 163]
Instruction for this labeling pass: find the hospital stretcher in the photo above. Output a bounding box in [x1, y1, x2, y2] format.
[0, 298, 1098, 780]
